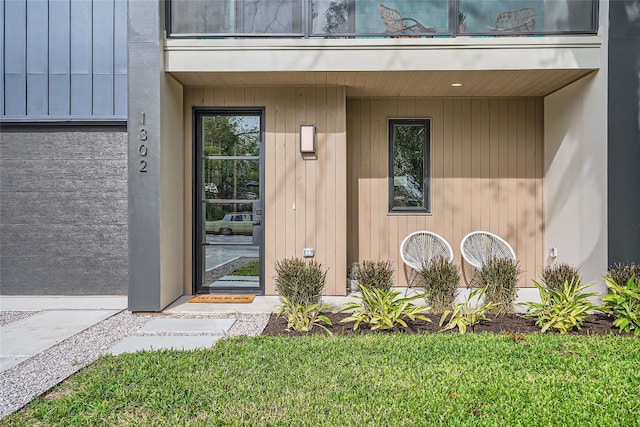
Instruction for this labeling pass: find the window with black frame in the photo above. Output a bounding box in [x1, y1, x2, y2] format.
[388, 119, 430, 213]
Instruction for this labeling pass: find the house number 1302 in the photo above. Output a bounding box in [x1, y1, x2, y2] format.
[139, 113, 148, 173]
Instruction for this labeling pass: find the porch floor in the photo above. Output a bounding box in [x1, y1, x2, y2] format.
[163, 287, 543, 314]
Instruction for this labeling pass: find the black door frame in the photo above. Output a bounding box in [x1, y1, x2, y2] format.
[192, 107, 265, 295]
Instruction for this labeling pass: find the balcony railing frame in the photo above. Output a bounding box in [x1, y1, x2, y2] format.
[166, 0, 599, 39]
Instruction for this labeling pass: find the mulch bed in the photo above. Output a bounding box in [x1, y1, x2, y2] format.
[262, 312, 630, 337]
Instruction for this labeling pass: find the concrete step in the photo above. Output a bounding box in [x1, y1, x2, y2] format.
[140, 318, 235, 333]
[109, 336, 223, 355]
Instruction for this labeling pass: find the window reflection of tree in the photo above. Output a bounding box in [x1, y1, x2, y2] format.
[203, 116, 260, 220]
[393, 125, 425, 208]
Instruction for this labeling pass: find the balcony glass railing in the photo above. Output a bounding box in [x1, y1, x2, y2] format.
[168, 0, 598, 38]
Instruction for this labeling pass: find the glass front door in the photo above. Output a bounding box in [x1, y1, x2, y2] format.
[194, 109, 264, 294]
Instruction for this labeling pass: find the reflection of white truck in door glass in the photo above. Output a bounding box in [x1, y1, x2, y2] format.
[206, 213, 253, 235]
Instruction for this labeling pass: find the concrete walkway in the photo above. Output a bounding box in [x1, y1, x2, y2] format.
[1, 297, 127, 372]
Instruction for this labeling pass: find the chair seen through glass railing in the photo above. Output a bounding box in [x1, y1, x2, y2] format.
[168, 0, 598, 37]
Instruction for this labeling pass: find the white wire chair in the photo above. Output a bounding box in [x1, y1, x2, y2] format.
[400, 231, 454, 294]
[460, 231, 516, 286]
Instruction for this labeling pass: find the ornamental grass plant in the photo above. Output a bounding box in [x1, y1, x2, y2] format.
[274, 258, 327, 307]
[541, 263, 581, 292]
[479, 258, 522, 315]
[607, 262, 640, 286]
[274, 258, 330, 333]
[352, 260, 394, 291]
[419, 258, 461, 314]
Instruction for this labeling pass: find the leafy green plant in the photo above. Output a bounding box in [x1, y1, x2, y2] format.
[601, 275, 640, 336]
[353, 260, 394, 291]
[419, 258, 461, 314]
[541, 263, 581, 293]
[479, 258, 522, 315]
[607, 262, 640, 287]
[520, 279, 598, 334]
[338, 286, 431, 331]
[439, 287, 501, 334]
[274, 258, 327, 307]
[274, 258, 330, 334]
[276, 296, 332, 335]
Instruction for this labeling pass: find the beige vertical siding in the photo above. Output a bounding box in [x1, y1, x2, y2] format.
[347, 98, 544, 288]
[183, 86, 348, 295]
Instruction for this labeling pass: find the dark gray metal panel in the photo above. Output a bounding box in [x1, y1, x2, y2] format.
[49, 0, 71, 117]
[93, 0, 114, 74]
[115, 74, 127, 117]
[90, 0, 120, 115]
[26, 0, 48, 74]
[114, 0, 127, 74]
[26, 74, 48, 116]
[5, 0, 26, 75]
[4, 0, 26, 116]
[608, 1, 640, 265]
[2, 0, 126, 121]
[49, 74, 71, 116]
[4, 74, 26, 116]
[0, 0, 4, 116]
[71, 74, 92, 116]
[26, 0, 48, 116]
[93, 74, 114, 116]
[114, 0, 128, 118]
[48, 0, 70, 74]
[70, 0, 92, 117]
[70, 1, 92, 73]
[0, 126, 128, 295]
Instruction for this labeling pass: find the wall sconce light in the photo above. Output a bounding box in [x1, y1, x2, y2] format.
[300, 124, 316, 154]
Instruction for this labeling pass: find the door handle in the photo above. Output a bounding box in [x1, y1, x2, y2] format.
[252, 219, 261, 226]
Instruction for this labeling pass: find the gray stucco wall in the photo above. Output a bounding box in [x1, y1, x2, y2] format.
[608, 1, 640, 264]
[0, 126, 128, 295]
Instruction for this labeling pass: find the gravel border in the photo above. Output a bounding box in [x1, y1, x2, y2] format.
[0, 311, 269, 419]
[0, 311, 39, 327]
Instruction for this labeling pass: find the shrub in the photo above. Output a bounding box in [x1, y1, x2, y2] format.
[601, 275, 640, 336]
[479, 258, 522, 315]
[520, 279, 598, 334]
[338, 286, 431, 331]
[607, 262, 640, 287]
[541, 263, 581, 292]
[419, 258, 461, 314]
[274, 258, 327, 307]
[352, 260, 394, 291]
[276, 297, 332, 335]
[439, 287, 501, 334]
[274, 258, 330, 333]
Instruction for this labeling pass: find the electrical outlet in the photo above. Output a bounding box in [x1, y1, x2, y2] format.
[303, 248, 314, 257]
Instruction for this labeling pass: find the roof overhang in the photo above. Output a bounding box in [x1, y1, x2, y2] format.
[165, 37, 602, 97]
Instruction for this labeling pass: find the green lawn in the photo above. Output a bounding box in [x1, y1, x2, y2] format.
[2, 334, 639, 426]
[231, 260, 259, 276]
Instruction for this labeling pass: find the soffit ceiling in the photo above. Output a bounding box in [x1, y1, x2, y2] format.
[169, 69, 594, 98]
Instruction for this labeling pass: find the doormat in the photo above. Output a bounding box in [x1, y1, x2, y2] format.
[189, 294, 255, 304]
